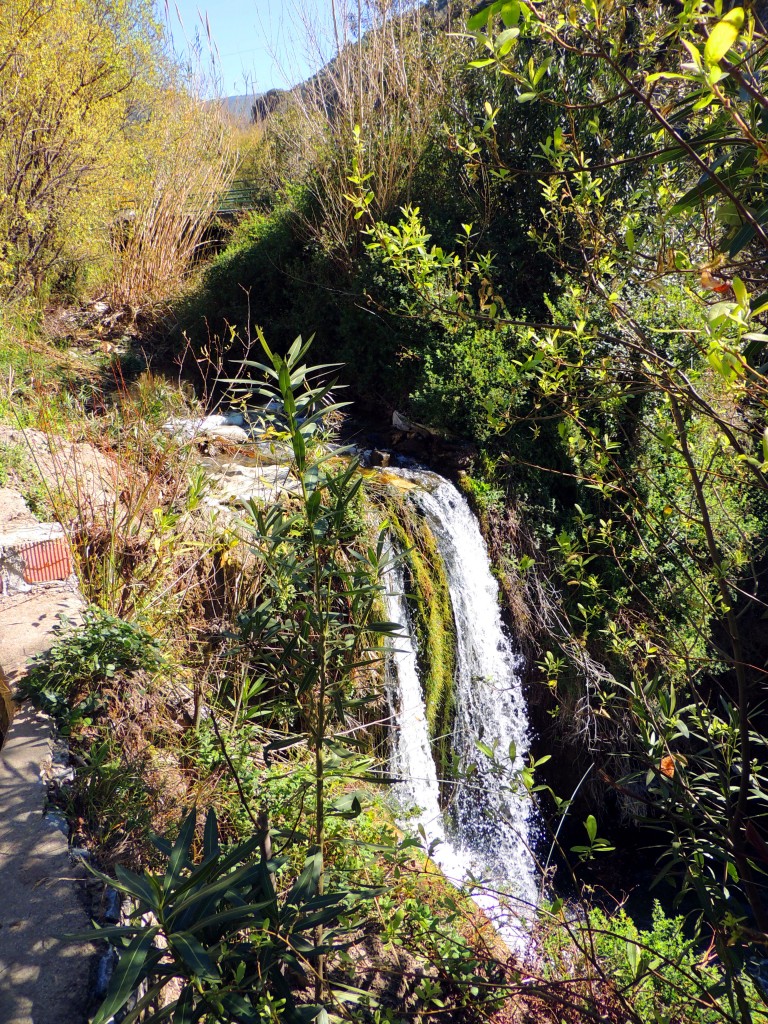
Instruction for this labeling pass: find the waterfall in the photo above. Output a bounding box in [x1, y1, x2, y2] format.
[384, 470, 537, 945]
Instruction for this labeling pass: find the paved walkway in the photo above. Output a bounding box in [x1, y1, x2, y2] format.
[0, 488, 95, 1024]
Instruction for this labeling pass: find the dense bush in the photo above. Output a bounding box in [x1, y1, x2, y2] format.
[21, 607, 161, 729]
[540, 901, 762, 1024]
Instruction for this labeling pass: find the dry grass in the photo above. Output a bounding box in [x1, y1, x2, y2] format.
[266, 0, 464, 257]
[109, 94, 238, 309]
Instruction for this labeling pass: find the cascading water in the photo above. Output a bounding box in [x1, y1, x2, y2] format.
[384, 470, 538, 945]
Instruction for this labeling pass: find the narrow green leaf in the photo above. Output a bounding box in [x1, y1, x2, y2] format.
[263, 734, 307, 764]
[366, 620, 402, 635]
[114, 979, 171, 1024]
[92, 927, 160, 1024]
[286, 847, 323, 908]
[729, 201, 768, 256]
[168, 931, 221, 982]
[220, 993, 261, 1023]
[329, 793, 363, 819]
[291, 1006, 329, 1024]
[626, 939, 640, 977]
[476, 739, 495, 760]
[187, 900, 273, 936]
[292, 427, 306, 468]
[114, 865, 162, 910]
[203, 807, 220, 861]
[164, 810, 196, 896]
[174, 984, 197, 1024]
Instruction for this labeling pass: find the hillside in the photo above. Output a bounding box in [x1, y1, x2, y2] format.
[2, 1, 768, 1023]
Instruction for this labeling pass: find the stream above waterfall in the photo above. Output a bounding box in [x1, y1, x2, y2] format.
[382, 467, 538, 947]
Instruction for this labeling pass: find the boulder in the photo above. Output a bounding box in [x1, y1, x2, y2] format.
[199, 423, 249, 444]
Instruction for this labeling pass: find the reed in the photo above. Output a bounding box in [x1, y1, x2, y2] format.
[266, 0, 463, 258]
[109, 94, 237, 308]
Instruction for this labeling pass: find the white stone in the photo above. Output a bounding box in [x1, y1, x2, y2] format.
[0, 523, 65, 549]
[161, 411, 248, 440]
[200, 459, 300, 505]
[199, 423, 249, 443]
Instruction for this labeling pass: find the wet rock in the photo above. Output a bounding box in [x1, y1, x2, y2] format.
[369, 449, 391, 468]
[94, 948, 118, 999]
[102, 887, 123, 924]
[200, 456, 300, 505]
[162, 411, 248, 440]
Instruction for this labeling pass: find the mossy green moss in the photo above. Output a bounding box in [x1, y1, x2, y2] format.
[379, 492, 456, 785]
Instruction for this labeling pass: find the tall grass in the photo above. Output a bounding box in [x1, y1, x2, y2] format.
[109, 95, 238, 308]
[265, 0, 463, 257]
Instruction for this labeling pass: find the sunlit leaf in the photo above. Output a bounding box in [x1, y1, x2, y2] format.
[704, 8, 744, 65]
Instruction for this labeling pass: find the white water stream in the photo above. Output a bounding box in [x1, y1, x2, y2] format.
[384, 470, 537, 946]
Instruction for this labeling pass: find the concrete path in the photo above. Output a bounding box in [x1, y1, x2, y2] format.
[0, 488, 95, 1024]
[0, 710, 95, 1024]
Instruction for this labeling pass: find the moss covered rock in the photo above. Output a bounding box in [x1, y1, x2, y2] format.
[378, 491, 457, 787]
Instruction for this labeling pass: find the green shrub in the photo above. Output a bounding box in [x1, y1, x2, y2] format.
[21, 607, 161, 730]
[543, 901, 762, 1024]
[76, 808, 369, 1024]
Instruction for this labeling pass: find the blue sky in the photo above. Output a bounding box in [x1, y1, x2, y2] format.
[158, 0, 333, 97]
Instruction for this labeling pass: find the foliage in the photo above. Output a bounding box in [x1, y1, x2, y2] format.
[337, 0, 768, 1007]
[76, 339, 469, 1021]
[47, 370, 217, 627]
[226, 333, 400, 1000]
[259, 1, 463, 259]
[76, 807, 372, 1024]
[12, 0, 768, 1018]
[0, 0, 232, 305]
[180, 202, 307, 351]
[0, 0, 155, 297]
[108, 90, 236, 307]
[461, 2, 768, 985]
[20, 607, 161, 729]
[64, 736, 156, 859]
[0, 311, 107, 430]
[539, 900, 762, 1024]
[378, 890, 511, 1017]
